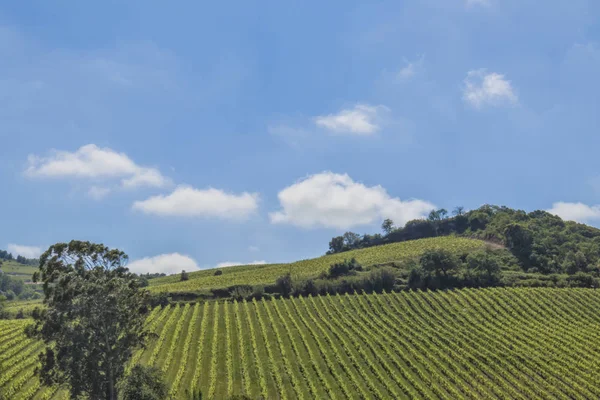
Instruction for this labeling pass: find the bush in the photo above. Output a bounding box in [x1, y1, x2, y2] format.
[118, 365, 168, 400]
[360, 267, 397, 293]
[275, 273, 294, 296]
[180, 270, 189, 281]
[326, 258, 363, 279]
[214, 269, 223, 276]
[230, 285, 252, 301]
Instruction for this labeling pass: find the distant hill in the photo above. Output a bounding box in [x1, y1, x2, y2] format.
[148, 236, 486, 294]
[327, 205, 600, 275]
[0, 260, 37, 283]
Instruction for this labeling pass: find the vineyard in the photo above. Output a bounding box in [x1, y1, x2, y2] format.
[2, 287, 600, 399]
[148, 236, 485, 293]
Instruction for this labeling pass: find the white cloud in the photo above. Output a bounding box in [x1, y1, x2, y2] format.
[127, 253, 198, 275]
[215, 260, 267, 268]
[132, 185, 259, 219]
[314, 104, 388, 135]
[7, 244, 43, 259]
[397, 55, 424, 81]
[269, 172, 435, 229]
[248, 246, 260, 252]
[25, 144, 169, 189]
[463, 70, 517, 108]
[547, 202, 600, 223]
[87, 186, 111, 200]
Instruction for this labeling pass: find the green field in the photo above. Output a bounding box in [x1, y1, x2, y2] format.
[0, 261, 37, 282]
[2, 287, 600, 399]
[149, 236, 486, 293]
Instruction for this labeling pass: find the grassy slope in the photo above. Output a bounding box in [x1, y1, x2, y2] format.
[149, 236, 485, 293]
[0, 260, 37, 282]
[2, 288, 600, 399]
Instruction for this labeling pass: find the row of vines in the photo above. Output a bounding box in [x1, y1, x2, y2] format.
[148, 236, 485, 293]
[2, 287, 600, 399]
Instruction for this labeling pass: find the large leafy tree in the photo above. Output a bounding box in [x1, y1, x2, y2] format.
[28, 241, 151, 400]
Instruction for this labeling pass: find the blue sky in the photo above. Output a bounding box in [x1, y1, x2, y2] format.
[1, 0, 600, 274]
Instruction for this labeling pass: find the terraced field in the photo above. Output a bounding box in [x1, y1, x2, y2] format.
[148, 236, 485, 293]
[0, 261, 37, 282]
[2, 287, 600, 399]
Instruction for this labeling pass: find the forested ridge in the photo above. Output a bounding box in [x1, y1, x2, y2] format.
[328, 205, 600, 275]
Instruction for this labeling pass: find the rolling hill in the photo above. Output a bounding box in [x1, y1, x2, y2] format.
[2, 287, 600, 399]
[148, 236, 486, 294]
[0, 261, 37, 283]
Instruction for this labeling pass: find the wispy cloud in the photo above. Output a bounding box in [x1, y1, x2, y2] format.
[397, 55, 425, 81]
[7, 244, 43, 259]
[314, 104, 389, 135]
[463, 69, 517, 108]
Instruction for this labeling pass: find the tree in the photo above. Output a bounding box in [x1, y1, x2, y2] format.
[453, 206, 465, 216]
[327, 236, 345, 254]
[428, 208, 448, 222]
[342, 232, 361, 248]
[118, 365, 168, 400]
[465, 250, 502, 285]
[0, 294, 6, 319]
[181, 270, 189, 281]
[381, 219, 395, 235]
[28, 241, 151, 400]
[420, 249, 459, 278]
[275, 273, 294, 296]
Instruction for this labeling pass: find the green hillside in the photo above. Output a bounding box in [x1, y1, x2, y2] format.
[0, 261, 37, 282]
[148, 236, 486, 294]
[2, 287, 600, 399]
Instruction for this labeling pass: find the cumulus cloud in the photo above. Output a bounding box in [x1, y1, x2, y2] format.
[269, 172, 435, 229]
[463, 70, 517, 108]
[132, 185, 259, 219]
[25, 144, 169, 189]
[547, 202, 600, 223]
[127, 253, 198, 275]
[314, 104, 388, 135]
[7, 244, 43, 259]
[215, 260, 267, 268]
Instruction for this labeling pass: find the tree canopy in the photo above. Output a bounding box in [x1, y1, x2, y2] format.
[28, 240, 151, 400]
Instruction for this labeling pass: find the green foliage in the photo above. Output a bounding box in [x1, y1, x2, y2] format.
[5, 288, 600, 398]
[118, 365, 168, 400]
[326, 258, 363, 278]
[327, 204, 600, 277]
[149, 237, 483, 294]
[275, 273, 294, 296]
[214, 269, 223, 276]
[181, 270, 190, 281]
[28, 240, 151, 400]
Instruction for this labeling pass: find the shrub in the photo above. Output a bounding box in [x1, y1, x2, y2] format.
[275, 273, 294, 296]
[181, 270, 189, 281]
[118, 365, 168, 400]
[361, 267, 397, 293]
[327, 258, 363, 279]
[214, 270, 223, 276]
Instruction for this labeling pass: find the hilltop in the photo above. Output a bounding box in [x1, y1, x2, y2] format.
[148, 236, 486, 295]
